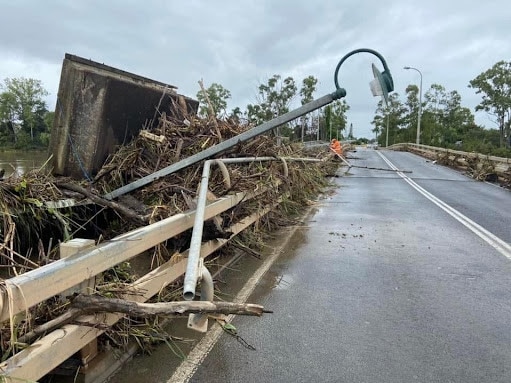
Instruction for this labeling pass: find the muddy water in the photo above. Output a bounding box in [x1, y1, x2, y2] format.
[0, 150, 50, 178]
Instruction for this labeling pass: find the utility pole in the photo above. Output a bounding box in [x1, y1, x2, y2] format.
[316, 109, 320, 141]
[385, 112, 390, 147]
[404, 66, 423, 144]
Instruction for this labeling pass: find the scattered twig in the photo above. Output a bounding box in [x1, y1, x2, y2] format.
[57, 182, 147, 225]
[230, 240, 262, 259]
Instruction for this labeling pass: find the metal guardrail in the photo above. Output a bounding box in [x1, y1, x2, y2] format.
[0, 199, 278, 381]
[0, 155, 324, 381]
[389, 143, 511, 181]
[0, 191, 251, 323]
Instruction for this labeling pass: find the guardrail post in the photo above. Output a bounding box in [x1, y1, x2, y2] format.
[59, 238, 99, 368]
[187, 262, 214, 333]
[60, 239, 97, 297]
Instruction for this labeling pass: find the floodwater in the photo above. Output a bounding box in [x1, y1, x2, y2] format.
[0, 150, 50, 178]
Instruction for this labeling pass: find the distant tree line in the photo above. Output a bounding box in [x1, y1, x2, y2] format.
[0, 73, 349, 152]
[0, 78, 53, 150]
[372, 60, 511, 157]
[2, 59, 509, 157]
[197, 74, 349, 142]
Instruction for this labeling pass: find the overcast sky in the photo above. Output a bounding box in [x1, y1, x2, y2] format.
[1, 0, 509, 138]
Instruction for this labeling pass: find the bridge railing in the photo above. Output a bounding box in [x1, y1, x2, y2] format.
[388, 143, 511, 183]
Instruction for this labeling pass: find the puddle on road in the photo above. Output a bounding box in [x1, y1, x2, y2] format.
[260, 267, 294, 291]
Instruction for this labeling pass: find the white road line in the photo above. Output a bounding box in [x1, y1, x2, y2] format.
[168, 223, 301, 383]
[377, 151, 511, 260]
[484, 181, 502, 189]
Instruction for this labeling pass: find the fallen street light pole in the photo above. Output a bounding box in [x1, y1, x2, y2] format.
[103, 93, 344, 200]
[104, 47, 394, 200]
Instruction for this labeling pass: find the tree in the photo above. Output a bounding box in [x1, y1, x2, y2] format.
[299, 75, 318, 141]
[246, 75, 297, 128]
[196, 82, 231, 118]
[0, 77, 49, 144]
[321, 100, 350, 141]
[469, 61, 511, 147]
[371, 80, 504, 155]
[299, 76, 318, 105]
[372, 93, 406, 145]
[404, 84, 420, 133]
[228, 106, 243, 123]
[423, 84, 448, 145]
[422, 84, 474, 146]
[442, 90, 474, 144]
[40, 111, 55, 147]
[330, 100, 350, 139]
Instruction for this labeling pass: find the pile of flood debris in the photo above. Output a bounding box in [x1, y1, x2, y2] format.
[0, 103, 340, 357]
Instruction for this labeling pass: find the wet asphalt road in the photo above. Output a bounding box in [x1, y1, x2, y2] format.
[186, 148, 511, 383]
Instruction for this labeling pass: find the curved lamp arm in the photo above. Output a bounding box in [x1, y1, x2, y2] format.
[333, 48, 395, 103]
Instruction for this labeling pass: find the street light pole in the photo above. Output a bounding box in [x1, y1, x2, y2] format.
[404, 66, 423, 145]
[385, 110, 390, 147]
[317, 109, 320, 141]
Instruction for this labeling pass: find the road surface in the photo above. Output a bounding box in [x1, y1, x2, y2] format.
[114, 148, 511, 383]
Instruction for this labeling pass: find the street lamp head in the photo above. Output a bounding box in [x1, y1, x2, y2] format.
[403, 66, 422, 77]
[370, 63, 393, 107]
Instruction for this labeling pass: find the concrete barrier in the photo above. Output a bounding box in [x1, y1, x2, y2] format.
[48, 54, 198, 179]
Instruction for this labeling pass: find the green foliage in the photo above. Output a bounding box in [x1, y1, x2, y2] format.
[373, 82, 476, 148]
[229, 106, 243, 122]
[447, 126, 511, 157]
[331, 100, 350, 138]
[39, 132, 51, 147]
[321, 100, 350, 141]
[44, 111, 54, 132]
[0, 77, 50, 149]
[196, 82, 231, 118]
[297, 75, 318, 141]
[246, 103, 265, 126]
[214, 74, 345, 142]
[489, 147, 511, 158]
[420, 84, 474, 146]
[372, 93, 408, 146]
[299, 76, 318, 105]
[353, 137, 369, 145]
[14, 131, 33, 149]
[469, 60, 511, 147]
[247, 75, 297, 126]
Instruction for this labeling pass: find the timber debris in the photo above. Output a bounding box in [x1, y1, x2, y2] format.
[0, 100, 339, 364]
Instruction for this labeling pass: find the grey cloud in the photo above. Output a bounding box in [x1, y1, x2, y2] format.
[1, 0, 509, 137]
